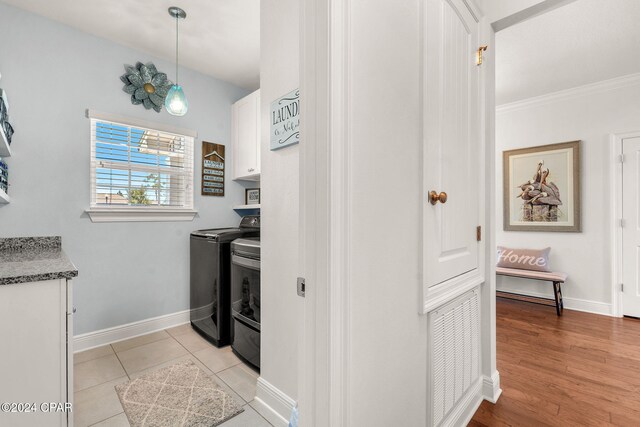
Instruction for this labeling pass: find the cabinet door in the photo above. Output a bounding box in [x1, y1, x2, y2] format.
[424, 0, 481, 289]
[233, 90, 260, 179]
[0, 279, 68, 426]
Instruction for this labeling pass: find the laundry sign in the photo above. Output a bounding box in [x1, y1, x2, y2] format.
[202, 141, 225, 196]
[270, 88, 300, 150]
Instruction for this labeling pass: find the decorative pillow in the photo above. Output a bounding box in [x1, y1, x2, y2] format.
[496, 246, 551, 272]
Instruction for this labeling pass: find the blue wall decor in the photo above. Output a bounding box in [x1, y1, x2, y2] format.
[120, 62, 173, 113]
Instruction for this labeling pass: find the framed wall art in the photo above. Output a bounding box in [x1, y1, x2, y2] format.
[245, 188, 260, 205]
[503, 140, 581, 232]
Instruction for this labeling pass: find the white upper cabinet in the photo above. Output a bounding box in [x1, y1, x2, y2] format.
[423, 0, 482, 302]
[232, 89, 261, 181]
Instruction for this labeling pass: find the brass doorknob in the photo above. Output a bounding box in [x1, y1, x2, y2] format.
[429, 191, 448, 205]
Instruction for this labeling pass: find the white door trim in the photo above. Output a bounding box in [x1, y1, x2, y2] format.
[611, 131, 640, 318]
[299, 0, 351, 425]
[479, 20, 501, 404]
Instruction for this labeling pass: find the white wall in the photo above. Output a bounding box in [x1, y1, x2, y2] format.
[259, 0, 302, 408]
[496, 76, 640, 313]
[0, 3, 251, 335]
[346, 2, 428, 425]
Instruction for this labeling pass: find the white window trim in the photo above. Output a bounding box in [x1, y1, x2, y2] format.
[85, 207, 198, 223]
[86, 110, 198, 223]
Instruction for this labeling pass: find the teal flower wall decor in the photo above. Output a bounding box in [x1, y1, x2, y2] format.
[120, 62, 173, 113]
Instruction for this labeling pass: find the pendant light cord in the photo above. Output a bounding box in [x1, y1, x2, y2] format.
[175, 14, 179, 85]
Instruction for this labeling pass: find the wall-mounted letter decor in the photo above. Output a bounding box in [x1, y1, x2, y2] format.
[270, 89, 300, 150]
[202, 141, 225, 197]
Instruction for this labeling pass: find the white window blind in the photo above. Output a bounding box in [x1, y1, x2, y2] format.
[90, 118, 194, 210]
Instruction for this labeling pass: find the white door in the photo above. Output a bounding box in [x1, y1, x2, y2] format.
[424, 0, 481, 288]
[622, 136, 640, 317]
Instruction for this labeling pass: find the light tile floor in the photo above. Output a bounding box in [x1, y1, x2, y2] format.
[73, 325, 273, 427]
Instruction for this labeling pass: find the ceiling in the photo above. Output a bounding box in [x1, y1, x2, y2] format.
[496, 0, 640, 105]
[0, 0, 260, 90]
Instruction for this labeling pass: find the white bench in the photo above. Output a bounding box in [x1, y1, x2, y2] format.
[496, 267, 568, 316]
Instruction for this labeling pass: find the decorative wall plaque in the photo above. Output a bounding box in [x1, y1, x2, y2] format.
[202, 141, 225, 197]
[270, 88, 300, 150]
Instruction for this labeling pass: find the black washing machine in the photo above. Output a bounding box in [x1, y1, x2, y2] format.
[189, 216, 259, 347]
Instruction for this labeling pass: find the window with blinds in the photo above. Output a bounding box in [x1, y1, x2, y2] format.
[90, 118, 194, 210]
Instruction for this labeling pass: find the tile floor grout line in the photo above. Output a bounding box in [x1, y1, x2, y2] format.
[86, 410, 125, 427]
[74, 356, 130, 393]
[249, 402, 277, 427]
[213, 372, 251, 405]
[114, 334, 187, 378]
[168, 328, 194, 355]
[180, 341, 253, 406]
[111, 345, 131, 380]
[118, 346, 208, 382]
[229, 361, 259, 378]
[110, 331, 173, 354]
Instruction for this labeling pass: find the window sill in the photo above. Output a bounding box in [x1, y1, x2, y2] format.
[85, 208, 198, 223]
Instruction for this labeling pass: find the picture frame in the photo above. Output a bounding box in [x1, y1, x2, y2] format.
[503, 140, 581, 232]
[245, 188, 260, 205]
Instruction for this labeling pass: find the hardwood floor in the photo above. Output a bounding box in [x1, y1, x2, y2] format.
[470, 298, 640, 427]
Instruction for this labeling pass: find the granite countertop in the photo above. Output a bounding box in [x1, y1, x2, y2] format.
[0, 236, 78, 285]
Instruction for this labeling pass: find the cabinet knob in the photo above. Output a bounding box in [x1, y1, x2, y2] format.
[248, 168, 255, 172]
[73, 307, 77, 314]
[429, 191, 448, 205]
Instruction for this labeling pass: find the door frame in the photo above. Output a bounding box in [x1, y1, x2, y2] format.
[610, 131, 640, 318]
[299, 0, 351, 425]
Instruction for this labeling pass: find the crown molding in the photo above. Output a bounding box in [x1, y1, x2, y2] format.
[497, 73, 640, 114]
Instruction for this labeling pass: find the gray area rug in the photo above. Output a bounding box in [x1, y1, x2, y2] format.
[115, 360, 244, 426]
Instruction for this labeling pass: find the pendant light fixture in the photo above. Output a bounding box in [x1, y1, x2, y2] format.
[165, 6, 189, 116]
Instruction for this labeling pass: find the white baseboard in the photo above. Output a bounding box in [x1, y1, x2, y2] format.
[253, 377, 295, 427]
[482, 371, 502, 403]
[442, 378, 483, 427]
[497, 287, 613, 316]
[563, 297, 613, 316]
[74, 310, 190, 352]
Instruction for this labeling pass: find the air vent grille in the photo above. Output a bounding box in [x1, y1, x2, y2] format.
[429, 288, 480, 426]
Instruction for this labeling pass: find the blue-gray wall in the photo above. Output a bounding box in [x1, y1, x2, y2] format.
[0, 3, 251, 334]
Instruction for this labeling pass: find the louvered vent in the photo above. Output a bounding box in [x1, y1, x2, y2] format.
[429, 288, 480, 426]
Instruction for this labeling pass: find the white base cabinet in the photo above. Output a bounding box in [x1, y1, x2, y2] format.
[0, 279, 73, 426]
[232, 89, 261, 181]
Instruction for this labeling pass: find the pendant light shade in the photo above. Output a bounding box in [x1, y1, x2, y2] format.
[165, 7, 188, 116]
[165, 84, 189, 116]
